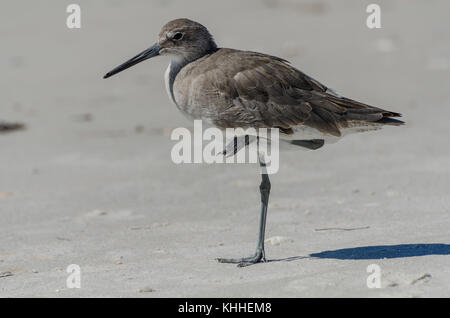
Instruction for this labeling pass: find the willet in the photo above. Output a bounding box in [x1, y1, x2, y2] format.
[104, 18, 403, 267]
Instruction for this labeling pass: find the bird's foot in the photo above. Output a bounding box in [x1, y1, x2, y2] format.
[217, 251, 266, 267]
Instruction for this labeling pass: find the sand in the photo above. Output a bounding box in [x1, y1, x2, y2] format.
[0, 0, 449, 297]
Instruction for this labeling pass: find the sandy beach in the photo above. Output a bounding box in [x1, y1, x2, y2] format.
[1, 0, 449, 297]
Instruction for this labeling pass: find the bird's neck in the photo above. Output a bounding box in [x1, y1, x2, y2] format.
[175, 47, 218, 68]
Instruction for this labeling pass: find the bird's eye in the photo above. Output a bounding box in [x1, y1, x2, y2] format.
[172, 32, 183, 40]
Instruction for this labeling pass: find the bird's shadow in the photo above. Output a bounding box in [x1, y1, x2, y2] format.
[268, 243, 450, 262]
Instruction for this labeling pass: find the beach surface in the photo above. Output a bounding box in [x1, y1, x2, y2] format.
[1, 0, 449, 297]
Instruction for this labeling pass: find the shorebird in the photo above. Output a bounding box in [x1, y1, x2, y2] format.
[104, 18, 403, 267]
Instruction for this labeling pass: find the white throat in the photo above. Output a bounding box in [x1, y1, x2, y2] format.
[164, 58, 188, 106]
[164, 62, 175, 105]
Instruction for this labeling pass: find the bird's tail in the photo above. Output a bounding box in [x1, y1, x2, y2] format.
[326, 94, 405, 126]
[375, 116, 405, 126]
[304, 92, 404, 137]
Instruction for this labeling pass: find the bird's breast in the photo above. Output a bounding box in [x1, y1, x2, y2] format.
[165, 61, 208, 121]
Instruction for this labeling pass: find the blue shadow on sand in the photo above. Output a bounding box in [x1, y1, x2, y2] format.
[309, 243, 450, 260]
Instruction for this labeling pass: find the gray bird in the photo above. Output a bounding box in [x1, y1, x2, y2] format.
[104, 18, 403, 267]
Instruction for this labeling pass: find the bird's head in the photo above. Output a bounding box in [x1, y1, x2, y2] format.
[103, 18, 217, 79]
[157, 18, 217, 61]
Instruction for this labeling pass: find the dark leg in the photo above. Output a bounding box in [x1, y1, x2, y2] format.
[217, 159, 271, 267]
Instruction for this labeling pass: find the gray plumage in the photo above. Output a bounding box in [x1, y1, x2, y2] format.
[172, 47, 403, 136]
[154, 18, 403, 139]
[106, 18, 403, 139]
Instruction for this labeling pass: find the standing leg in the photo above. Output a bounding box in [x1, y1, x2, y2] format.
[217, 155, 271, 267]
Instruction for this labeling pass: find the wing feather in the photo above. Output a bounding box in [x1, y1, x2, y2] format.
[178, 48, 403, 136]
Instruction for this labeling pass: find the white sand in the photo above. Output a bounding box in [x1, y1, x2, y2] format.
[0, 0, 449, 297]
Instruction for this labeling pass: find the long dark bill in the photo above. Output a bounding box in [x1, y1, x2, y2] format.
[103, 43, 160, 79]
